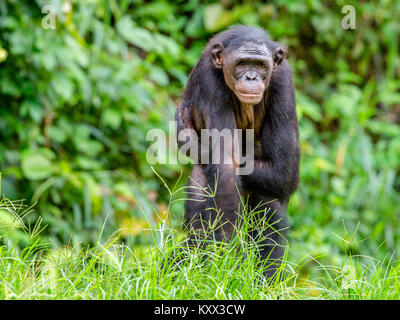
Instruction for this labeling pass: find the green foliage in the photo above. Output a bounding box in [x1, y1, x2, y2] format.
[1, 196, 399, 300]
[0, 0, 399, 276]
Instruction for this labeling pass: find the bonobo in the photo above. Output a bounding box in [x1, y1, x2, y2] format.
[176, 25, 300, 278]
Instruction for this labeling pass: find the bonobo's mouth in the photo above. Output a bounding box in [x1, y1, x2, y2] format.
[236, 90, 264, 104]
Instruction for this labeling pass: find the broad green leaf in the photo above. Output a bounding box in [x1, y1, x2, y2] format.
[204, 4, 224, 32]
[0, 209, 18, 227]
[0, 48, 8, 63]
[117, 16, 154, 51]
[21, 150, 55, 180]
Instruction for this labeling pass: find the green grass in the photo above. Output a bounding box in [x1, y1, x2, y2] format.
[1, 196, 400, 300]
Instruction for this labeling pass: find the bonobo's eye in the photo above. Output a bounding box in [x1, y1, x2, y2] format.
[255, 61, 264, 67]
[237, 60, 247, 66]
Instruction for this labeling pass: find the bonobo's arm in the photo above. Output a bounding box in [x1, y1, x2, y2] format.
[200, 99, 242, 241]
[241, 62, 300, 201]
[176, 72, 242, 240]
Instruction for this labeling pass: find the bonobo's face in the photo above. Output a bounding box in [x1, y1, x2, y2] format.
[211, 42, 286, 105]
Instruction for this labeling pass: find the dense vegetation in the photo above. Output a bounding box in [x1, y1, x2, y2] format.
[0, 0, 399, 298]
[1, 196, 400, 299]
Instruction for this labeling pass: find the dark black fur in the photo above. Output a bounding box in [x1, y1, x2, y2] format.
[176, 25, 300, 278]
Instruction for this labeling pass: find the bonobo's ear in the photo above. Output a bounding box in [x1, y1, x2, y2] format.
[272, 47, 287, 71]
[211, 42, 224, 69]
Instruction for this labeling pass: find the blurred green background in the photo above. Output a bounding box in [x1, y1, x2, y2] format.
[0, 0, 399, 270]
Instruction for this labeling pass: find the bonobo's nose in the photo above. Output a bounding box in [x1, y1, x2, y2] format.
[244, 72, 257, 81]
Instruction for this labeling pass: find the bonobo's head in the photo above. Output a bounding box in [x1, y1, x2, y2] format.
[210, 27, 287, 105]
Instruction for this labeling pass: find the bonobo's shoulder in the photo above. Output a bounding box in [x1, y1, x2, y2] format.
[280, 60, 293, 74]
[274, 60, 293, 80]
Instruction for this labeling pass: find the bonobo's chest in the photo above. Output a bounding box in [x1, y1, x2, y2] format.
[234, 102, 265, 139]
